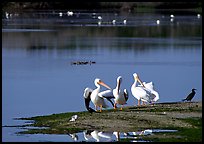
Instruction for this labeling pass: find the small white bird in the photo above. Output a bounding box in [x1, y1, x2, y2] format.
[59, 12, 63, 17]
[112, 19, 116, 25]
[98, 16, 102, 20]
[67, 11, 74, 16]
[156, 19, 160, 25]
[123, 19, 127, 25]
[197, 14, 201, 19]
[170, 14, 174, 18]
[69, 115, 78, 122]
[5, 12, 9, 19]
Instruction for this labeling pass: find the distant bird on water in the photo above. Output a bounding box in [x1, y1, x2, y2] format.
[182, 88, 196, 102]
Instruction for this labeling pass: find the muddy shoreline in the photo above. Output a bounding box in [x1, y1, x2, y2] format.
[15, 101, 202, 142]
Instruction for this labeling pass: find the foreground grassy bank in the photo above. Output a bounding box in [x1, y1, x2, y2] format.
[17, 101, 202, 142]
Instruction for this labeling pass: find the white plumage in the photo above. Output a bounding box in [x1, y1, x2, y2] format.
[69, 115, 78, 122]
[131, 73, 152, 106]
[83, 78, 112, 112]
[113, 76, 128, 110]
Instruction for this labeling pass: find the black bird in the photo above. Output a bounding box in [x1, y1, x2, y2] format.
[182, 88, 196, 102]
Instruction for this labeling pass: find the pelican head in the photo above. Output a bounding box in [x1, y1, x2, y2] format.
[94, 78, 111, 90]
[133, 73, 145, 87]
[117, 76, 122, 83]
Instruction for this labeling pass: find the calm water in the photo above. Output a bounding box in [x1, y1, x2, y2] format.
[2, 10, 202, 142]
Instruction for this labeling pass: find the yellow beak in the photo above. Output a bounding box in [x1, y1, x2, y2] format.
[136, 76, 145, 88]
[98, 81, 111, 90]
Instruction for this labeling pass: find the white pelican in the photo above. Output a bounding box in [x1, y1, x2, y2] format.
[98, 16, 102, 20]
[139, 81, 159, 103]
[131, 73, 152, 106]
[83, 78, 113, 112]
[113, 76, 128, 110]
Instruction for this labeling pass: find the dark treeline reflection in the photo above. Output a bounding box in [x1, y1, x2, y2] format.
[2, 25, 201, 52]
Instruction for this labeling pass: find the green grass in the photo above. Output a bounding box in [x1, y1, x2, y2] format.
[142, 117, 202, 142]
[17, 102, 202, 142]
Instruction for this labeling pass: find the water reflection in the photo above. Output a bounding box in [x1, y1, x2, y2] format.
[66, 129, 178, 142]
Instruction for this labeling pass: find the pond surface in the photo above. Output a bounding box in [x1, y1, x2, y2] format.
[2, 10, 202, 142]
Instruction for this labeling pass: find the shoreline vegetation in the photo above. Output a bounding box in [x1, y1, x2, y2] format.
[2, 2, 202, 13]
[14, 101, 202, 142]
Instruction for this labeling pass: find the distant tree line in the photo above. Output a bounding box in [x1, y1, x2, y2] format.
[2, 2, 202, 13]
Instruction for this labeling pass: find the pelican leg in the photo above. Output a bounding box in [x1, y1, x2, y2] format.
[142, 101, 145, 105]
[100, 105, 102, 112]
[138, 99, 141, 106]
[114, 103, 117, 109]
[120, 105, 123, 111]
[95, 105, 98, 111]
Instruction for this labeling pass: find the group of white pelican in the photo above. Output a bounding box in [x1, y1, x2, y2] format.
[83, 73, 159, 112]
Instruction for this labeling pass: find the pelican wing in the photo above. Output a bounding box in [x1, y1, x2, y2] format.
[139, 81, 159, 102]
[151, 90, 159, 102]
[137, 87, 152, 102]
[98, 89, 114, 99]
[98, 90, 114, 107]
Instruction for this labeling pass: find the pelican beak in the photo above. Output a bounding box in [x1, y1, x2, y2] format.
[98, 80, 111, 90]
[136, 76, 145, 88]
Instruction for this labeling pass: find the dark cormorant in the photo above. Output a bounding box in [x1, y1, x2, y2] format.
[182, 88, 196, 102]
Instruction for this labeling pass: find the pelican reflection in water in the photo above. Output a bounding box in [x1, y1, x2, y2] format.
[83, 130, 119, 142]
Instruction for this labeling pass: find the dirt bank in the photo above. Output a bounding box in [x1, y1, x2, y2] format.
[19, 101, 201, 133]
